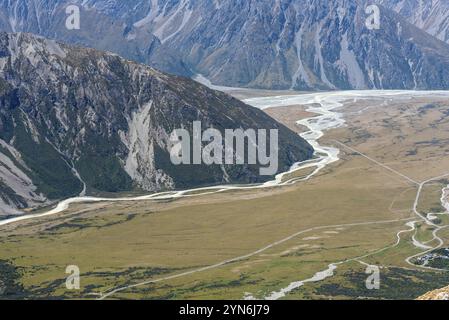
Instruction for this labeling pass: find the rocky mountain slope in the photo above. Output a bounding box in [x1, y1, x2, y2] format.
[381, 0, 449, 44]
[1, 0, 449, 90]
[0, 31, 313, 216]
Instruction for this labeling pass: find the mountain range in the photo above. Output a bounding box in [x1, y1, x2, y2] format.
[1, 0, 449, 90]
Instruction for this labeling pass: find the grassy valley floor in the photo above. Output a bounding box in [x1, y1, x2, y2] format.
[1, 92, 449, 299]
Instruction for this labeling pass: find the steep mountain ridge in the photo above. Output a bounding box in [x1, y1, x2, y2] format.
[1, 0, 449, 90]
[381, 0, 449, 44]
[0, 31, 313, 216]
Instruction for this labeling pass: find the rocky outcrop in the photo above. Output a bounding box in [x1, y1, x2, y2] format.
[417, 285, 449, 300]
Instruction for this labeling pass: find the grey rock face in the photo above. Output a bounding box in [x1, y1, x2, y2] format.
[1, 0, 449, 90]
[0, 31, 313, 215]
[381, 0, 449, 44]
[0, 0, 449, 89]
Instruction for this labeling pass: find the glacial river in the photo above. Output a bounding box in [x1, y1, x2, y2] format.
[2, 90, 449, 229]
[3, 90, 449, 300]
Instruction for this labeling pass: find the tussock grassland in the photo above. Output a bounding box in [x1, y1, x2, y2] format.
[2, 95, 449, 299]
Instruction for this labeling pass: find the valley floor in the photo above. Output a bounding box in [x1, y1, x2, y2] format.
[1, 90, 449, 299]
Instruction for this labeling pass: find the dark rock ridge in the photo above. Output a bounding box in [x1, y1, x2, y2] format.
[0, 31, 313, 215]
